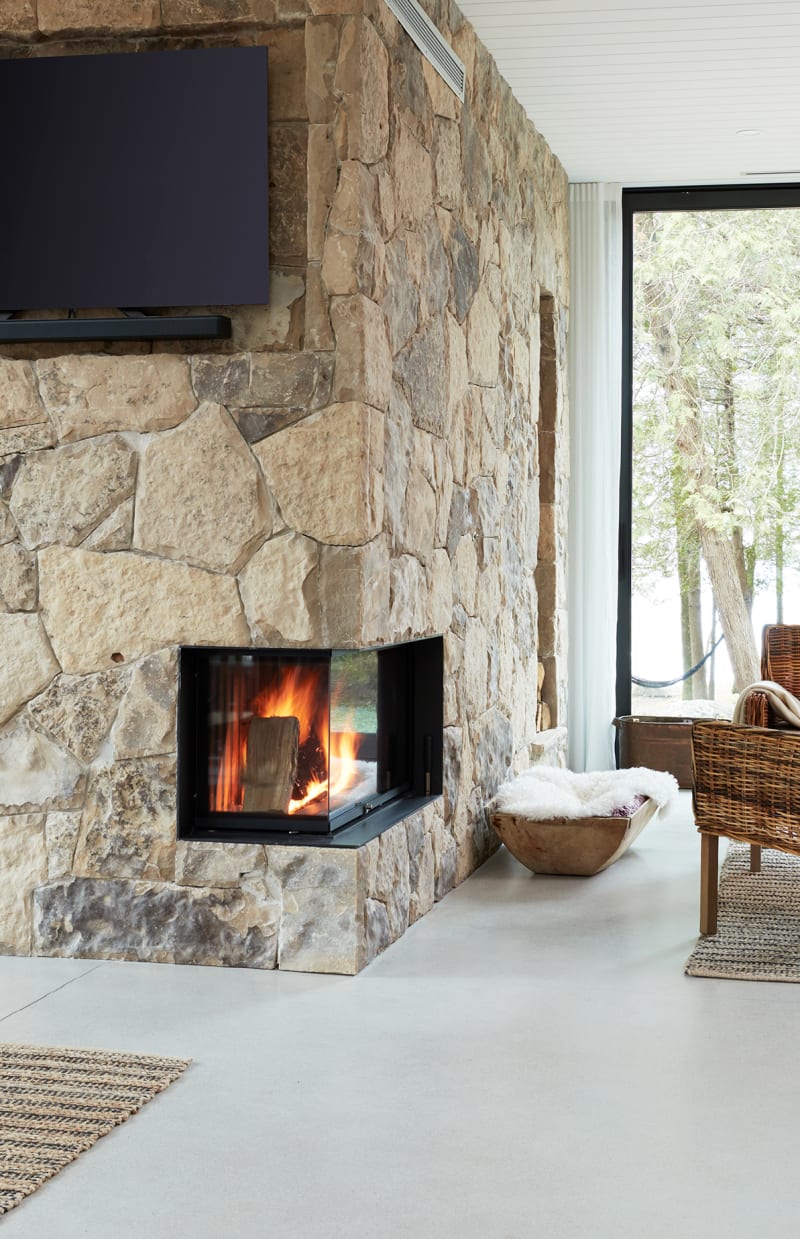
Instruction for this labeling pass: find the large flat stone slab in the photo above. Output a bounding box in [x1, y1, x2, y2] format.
[33, 875, 279, 968]
[38, 547, 248, 675]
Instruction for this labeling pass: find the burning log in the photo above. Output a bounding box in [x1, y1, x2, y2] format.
[242, 715, 300, 813]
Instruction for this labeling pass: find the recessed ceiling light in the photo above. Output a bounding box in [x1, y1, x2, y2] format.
[736, 128, 763, 137]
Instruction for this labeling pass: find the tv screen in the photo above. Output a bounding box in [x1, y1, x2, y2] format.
[0, 46, 269, 312]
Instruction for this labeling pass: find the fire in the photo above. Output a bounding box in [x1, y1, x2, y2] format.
[211, 660, 362, 817]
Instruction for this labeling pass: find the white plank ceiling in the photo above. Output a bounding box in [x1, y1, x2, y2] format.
[455, 0, 800, 185]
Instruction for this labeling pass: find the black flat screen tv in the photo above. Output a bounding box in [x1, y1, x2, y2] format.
[0, 46, 269, 335]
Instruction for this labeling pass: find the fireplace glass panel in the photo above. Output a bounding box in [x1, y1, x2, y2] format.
[178, 638, 442, 842]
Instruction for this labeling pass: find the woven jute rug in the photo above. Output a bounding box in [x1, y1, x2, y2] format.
[686, 841, 800, 982]
[0, 1043, 190, 1215]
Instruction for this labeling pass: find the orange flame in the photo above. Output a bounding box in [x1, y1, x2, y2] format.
[212, 661, 362, 817]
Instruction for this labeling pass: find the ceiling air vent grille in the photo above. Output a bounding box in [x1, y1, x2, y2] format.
[383, 0, 466, 101]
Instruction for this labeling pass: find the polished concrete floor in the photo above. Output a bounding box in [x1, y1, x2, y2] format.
[1, 792, 798, 1238]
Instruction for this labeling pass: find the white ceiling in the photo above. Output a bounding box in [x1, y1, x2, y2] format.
[455, 0, 800, 186]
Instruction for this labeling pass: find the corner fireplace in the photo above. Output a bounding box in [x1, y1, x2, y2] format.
[177, 637, 443, 845]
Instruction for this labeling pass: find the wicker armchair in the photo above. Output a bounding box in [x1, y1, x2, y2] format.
[692, 624, 800, 935]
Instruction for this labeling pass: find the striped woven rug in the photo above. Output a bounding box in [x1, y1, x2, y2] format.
[686, 841, 800, 982]
[0, 1043, 190, 1215]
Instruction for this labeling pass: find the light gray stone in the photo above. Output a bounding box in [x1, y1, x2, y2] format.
[38, 546, 249, 676]
[268, 845, 361, 975]
[0, 716, 84, 813]
[9, 436, 136, 550]
[471, 707, 514, 797]
[112, 648, 177, 760]
[33, 875, 279, 968]
[134, 403, 271, 574]
[73, 756, 177, 882]
[239, 532, 319, 645]
[28, 668, 128, 764]
[36, 355, 196, 442]
[0, 814, 46, 954]
[0, 613, 59, 727]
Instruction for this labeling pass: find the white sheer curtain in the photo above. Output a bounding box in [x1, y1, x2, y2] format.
[567, 183, 623, 771]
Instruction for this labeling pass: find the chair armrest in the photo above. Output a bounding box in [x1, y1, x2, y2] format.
[742, 690, 770, 727]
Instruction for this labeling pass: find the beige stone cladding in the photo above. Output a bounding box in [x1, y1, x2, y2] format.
[0, 0, 569, 972]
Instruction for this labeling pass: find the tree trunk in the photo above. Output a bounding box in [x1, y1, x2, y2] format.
[645, 306, 759, 690]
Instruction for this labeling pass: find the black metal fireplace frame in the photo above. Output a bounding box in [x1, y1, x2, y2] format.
[176, 636, 443, 847]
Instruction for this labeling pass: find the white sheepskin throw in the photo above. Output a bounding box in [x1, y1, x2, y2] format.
[490, 766, 679, 821]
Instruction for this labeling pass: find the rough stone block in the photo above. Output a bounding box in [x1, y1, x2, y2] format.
[36, 355, 196, 442]
[29, 668, 128, 765]
[10, 436, 136, 550]
[467, 283, 500, 385]
[269, 124, 308, 261]
[319, 537, 389, 646]
[0, 613, 59, 727]
[331, 294, 392, 410]
[33, 876, 279, 969]
[305, 15, 341, 124]
[44, 811, 81, 881]
[38, 0, 160, 34]
[394, 123, 434, 228]
[162, 0, 276, 26]
[240, 531, 319, 644]
[254, 402, 383, 545]
[134, 403, 271, 573]
[73, 756, 177, 882]
[38, 546, 249, 676]
[0, 543, 36, 611]
[175, 840, 266, 889]
[112, 649, 177, 760]
[0, 716, 84, 814]
[394, 316, 449, 436]
[268, 845, 361, 974]
[334, 16, 389, 164]
[0, 0, 36, 34]
[0, 815, 46, 955]
[0, 360, 42, 430]
[308, 124, 339, 263]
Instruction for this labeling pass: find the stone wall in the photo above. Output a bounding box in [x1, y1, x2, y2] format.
[0, 0, 569, 973]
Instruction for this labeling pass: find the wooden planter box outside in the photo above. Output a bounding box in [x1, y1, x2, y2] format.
[490, 796, 658, 876]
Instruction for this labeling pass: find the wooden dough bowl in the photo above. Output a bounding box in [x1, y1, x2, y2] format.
[490, 797, 657, 876]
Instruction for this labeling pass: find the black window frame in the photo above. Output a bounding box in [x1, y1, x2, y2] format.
[617, 183, 800, 719]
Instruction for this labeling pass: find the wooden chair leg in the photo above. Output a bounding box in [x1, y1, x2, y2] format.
[750, 844, 762, 873]
[700, 833, 719, 935]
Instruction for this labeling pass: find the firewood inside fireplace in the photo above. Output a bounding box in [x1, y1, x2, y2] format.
[242, 715, 300, 813]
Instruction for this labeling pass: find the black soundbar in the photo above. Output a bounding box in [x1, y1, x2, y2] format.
[0, 315, 232, 343]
